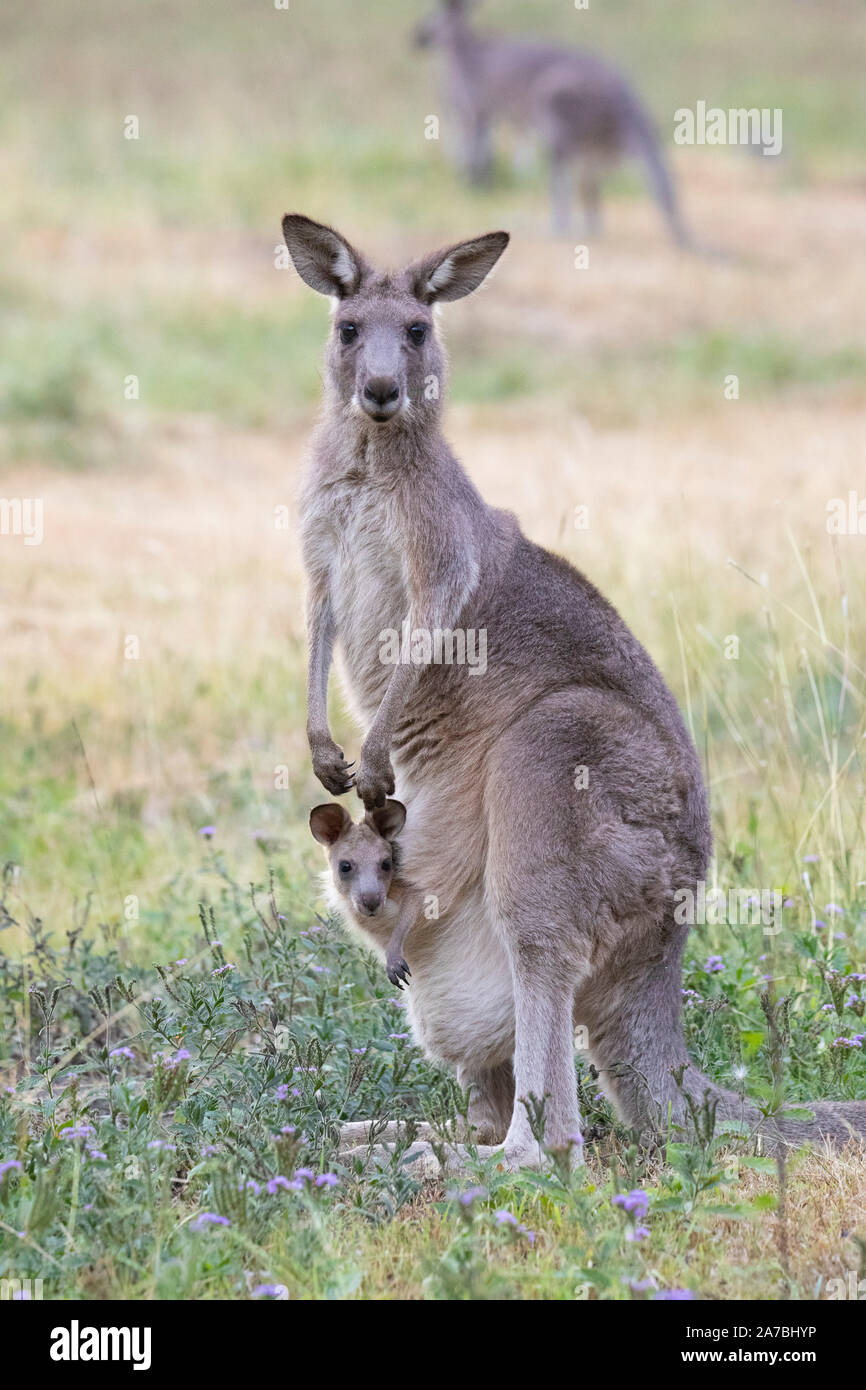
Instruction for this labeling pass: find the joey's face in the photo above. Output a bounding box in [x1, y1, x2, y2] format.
[328, 288, 442, 426]
[328, 823, 395, 918]
[309, 800, 407, 920]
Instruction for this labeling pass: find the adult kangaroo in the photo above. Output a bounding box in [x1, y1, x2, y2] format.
[285, 213, 865, 1166]
[415, 0, 690, 245]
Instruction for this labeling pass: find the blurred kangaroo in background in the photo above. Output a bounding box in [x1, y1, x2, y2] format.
[284, 213, 865, 1167]
[415, 0, 690, 245]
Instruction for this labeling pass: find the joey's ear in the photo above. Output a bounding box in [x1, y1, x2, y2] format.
[407, 230, 509, 305]
[282, 214, 369, 298]
[309, 803, 353, 846]
[366, 799, 407, 841]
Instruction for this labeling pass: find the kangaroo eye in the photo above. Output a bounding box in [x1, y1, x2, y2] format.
[339, 323, 358, 345]
[408, 323, 427, 346]
[381, 859, 392, 873]
[338, 860, 352, 875]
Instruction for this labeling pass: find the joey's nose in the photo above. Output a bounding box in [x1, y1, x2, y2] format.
[362, 377, 401, 421]
[359, 893, 382, 916]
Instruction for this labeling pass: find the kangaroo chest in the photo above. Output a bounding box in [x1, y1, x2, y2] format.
[308, 480, 408, 724]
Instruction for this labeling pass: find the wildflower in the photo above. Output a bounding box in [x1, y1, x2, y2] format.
[389, 1032, 409, 1040]
[199, 826, 215, 838]
[654, 1288, 695, 1300]
[458, 1185, 487, 1206]
[60, 1124, 95, 1141]
[294, 1167, 315, 1182]
[825, 903, 845, 917]
[212, 963, 236, 977]
[252, 1284, 289, 1300]
[624, 1277, 655, 1293]
[172, 1048, 191, 1063]
[803, 854, 820, 863]
[200, 1144, 219, 1158]
[626, 1225, 650, 1243]
[240, 1178, 262, 1196]
[495, 1210, 518, 1226]
[315, 1173, 338, 1188]
[267, 1176, 292, 1194]
[86, 1148, 107, 1161]
[109, 1046, 135, 1061]
[704, 955, 725, 974]
[147, 1139, 177, 1152]
[612, 1189, 650, 1215]
[190, 1212, 230, 1231]
[174, 959, 188, 966]
[0, 1159, 22, 1179]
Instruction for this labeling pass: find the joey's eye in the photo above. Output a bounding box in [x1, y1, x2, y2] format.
[408, 323, 427, 346]
[339, 323, 358, 345]
[380, 859, 391, 873]
[338, 860, 352, 875]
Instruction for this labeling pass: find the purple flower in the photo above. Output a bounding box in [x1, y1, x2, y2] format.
[458, 1185, 488, 1206]
[495, 1210, 518, 1226]
[172, 1048, 191, 1063]
[212, 963, 236, 977]
[294, 1167, 315, 1182]
[147, 1139, 177, 1152]
[704, 955, 725, 974]
[252, 1284, 288, 1300]
[626, 1225, 650, 1242]
[803, 854, 820, 863]
[612, 1189, 650, 1215]
[0, 1160, 22, 1179]
[86, 1148, 107, 1161]
[825, 903, 845, 917]
[60, 1124, 95, 1141]
[199, 826, 215, 839]
[389, 1032, 409, 1040]
[109, 1046, 135, 1061]
[267, 1175, 292, 1194]
[654, 1288, 695, 1300]
[315, 1173, 338, 1188]
[190, 1212, 230, 1231]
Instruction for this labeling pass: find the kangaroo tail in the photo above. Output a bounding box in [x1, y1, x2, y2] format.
[679, 1065, 866, 1151]
[624, 101, 691, 248]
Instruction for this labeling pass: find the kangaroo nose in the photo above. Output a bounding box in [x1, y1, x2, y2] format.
[359, 893, 381, 916]
[363, 378, 400, 408]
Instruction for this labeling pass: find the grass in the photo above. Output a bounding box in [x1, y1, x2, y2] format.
[1, 0, 866, 1300]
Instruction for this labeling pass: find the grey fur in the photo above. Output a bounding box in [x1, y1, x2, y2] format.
[286, 214, 864, 1164]
[415, 0, 690, 244]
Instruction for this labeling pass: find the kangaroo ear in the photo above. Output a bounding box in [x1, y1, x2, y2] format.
[282, 215, 369, 298]
[366, 799, 407, 841]
[407, 230, 509, 305]
[309, 803, 353, 846]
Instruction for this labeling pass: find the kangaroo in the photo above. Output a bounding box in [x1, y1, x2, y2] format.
[414, 0, 690, 245]
[310, 799, 420, 988]
[285, 212, 865, 1165]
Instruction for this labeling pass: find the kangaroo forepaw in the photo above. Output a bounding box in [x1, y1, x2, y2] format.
[386, 957, 411, 988]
